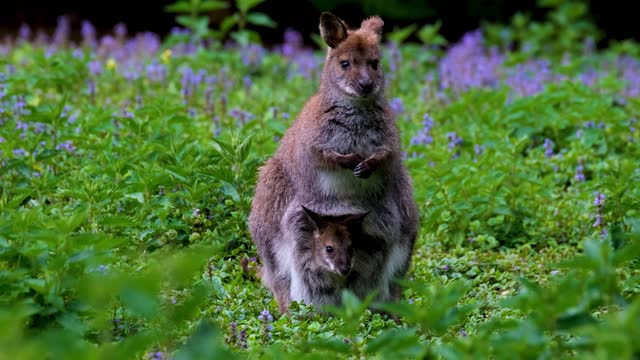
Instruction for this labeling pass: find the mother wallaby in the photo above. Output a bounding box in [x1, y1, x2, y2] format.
[249, 12, 419, 312]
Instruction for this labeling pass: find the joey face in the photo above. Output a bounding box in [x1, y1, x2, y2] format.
[301, 205, 369, 277]
[317, 226, 354, 276]
[319, 13, 385, 98]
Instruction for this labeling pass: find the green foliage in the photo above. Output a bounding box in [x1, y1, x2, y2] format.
[164, 0, 277, 46]
[484, 0, 601, 58]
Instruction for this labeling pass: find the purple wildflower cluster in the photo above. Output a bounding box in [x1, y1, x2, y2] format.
[227, 321, 248, 349]
[505, 60, 555, 97]
[389, 97, 405, 118]
[276, 28, 321, 80]
[410, 113, 435, 146]
[439, 30, 503, 94]
[574, 163, 585, 182]
[240, 43, 266, 68]
[446, 131, 463, 158]
[258, 309, 274, 342]
[146, 351, 164, 360]
[593, 192, 607, 237]
[543, 138, 554, 158]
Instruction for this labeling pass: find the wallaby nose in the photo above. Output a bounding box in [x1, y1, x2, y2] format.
[358, 81, 374, 94]
[338, 266, 351, 276]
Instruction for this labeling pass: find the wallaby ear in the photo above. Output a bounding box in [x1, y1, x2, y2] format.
[319, 12, 348, 48]
[301, 205, 325, 228]
[360, 16, 384, 37]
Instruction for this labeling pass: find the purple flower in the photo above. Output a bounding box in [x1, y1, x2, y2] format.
[238, 329, 248, 349]
[87, 79, 96, 100]
[574, 164, 585, 182]
[387, 41, 401, 74]
[506, 60, 553, 97]
[474, 144, 485, 156]
[243, 75, 253, 90]
[114, 22, 128, 39]
[120, 101, 134, 118]
[229, 108, 255, 125]
[32, 122, 47, 134]
[258, 309, 273, 322]
[594, 192, 605, 207]
[14, 95, 27, 117]
[240, 44, 266, 68]
[13, 148, 28, 157]
[53, 15, 71, 47]
[88, 60, 103, 76]
[439, 30, 503, 94]
[56, 140, 76, 153]
[82, 21, 98, 48]
[410, 114, 435, 146]
[593, 214, 603, 228]
[146, 61, 167, 83]
[281, 28, 304, 58]
[18, 23, 31, 41]
[192, 208, 200, 218]
[447, 131, 463, 156]
[543, 138, 554, 158]
[389, 97, 405, 116]
[180, 67, 194, 102]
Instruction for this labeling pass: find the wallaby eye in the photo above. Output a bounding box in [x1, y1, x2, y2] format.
[370, 59, 379, 70]
[340, 60, 350, 69]
[325, 246, 334, 253]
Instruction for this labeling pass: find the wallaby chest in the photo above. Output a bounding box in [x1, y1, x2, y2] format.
[318, 105, 387, 156]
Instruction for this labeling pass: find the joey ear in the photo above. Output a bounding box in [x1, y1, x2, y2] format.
[361, 16, 384, 37]
[319, 12, 348, 48]
[301, 205, 325, 228]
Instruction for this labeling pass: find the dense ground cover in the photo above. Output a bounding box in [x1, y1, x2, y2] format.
[1, 3, 640, 359]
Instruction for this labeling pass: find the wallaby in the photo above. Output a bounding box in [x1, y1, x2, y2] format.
[248, 12, 419, 313]
[285, 205, 368, 311]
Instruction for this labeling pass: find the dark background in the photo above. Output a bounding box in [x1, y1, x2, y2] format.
[1, 0, 638, 46]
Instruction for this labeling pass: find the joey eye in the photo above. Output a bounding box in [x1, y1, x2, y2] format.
[340, 60, 350, 69]
[325, 246, 334, 253]
[370, 59, 379, 70]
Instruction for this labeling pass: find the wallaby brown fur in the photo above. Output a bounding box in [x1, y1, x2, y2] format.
[248, 12, 419, 313]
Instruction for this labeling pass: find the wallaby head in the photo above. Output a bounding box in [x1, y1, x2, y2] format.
[301, 205, 369, 277]
[319, 12, 385, 98]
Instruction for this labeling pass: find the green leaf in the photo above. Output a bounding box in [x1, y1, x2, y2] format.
[164, 1, 193, 13]
[124, 192, 145, 204]
[236, 0, 264, 13]
[365, 328, 426, 358]
[25, 278, 47, 294]
[237, 134, 253, 162]
[246, 12, 277, 28]
[387, 24, 417, 44]
[199, 0, 229, 11]
[220, 181, 240, 202]
[119, 287, 159, 319]
[556, 312, 597, 330]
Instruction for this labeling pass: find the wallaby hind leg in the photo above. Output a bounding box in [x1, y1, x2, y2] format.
[260, 266, 291, 315]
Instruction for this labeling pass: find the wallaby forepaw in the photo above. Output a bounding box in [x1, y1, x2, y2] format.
[336, 152, 363, 170]
[353, 161, 372, 178]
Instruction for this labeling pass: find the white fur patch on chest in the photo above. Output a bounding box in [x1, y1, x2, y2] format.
[317, 169, 381, 197]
